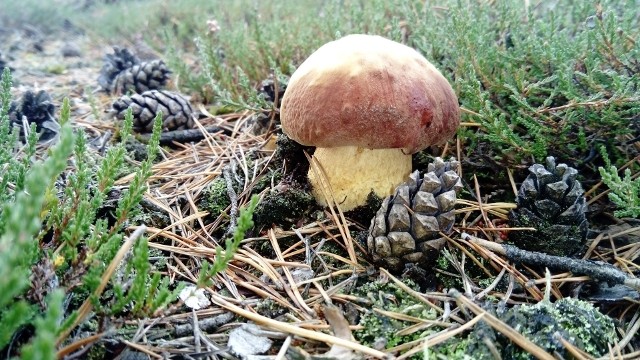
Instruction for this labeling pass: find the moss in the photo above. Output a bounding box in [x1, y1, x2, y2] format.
[274, 133, 314, 182]
[432, 298, 617, 360]
[86, 342, 108, 360]
[253, 184, 315, 229]
[426, 338, 477, 360]
[252, 167, 283, 194]
[345, 192, 382, 228]
[129, 203, 171, 229]
[254, 298, 287, 319]
[500, 298, 617, 359]
[199, 177, 233, 218]
[124, 137, 149, 162]
[352, 277, 439, 353]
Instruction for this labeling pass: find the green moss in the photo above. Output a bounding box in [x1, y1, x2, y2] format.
[425, 338, 476, 360]
[431, 298, 617, 360]
[129, 204, 171, 229]
[254, 298, 287, 319]
[252, 168, 283, 194]
[501, 298, 617, 359]
[253, 185, 315, 229]
[345, 192, 383, 228]
[200, 177, 234, 218]
[352, 278, 439, 354]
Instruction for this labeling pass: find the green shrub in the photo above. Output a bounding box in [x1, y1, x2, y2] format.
[599, 148, 640, 218]
[0, 68, 179, 358]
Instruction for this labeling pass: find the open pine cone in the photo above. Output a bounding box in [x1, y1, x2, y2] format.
[98, 47, 170, 94]
[367, 157, 463, 273]
[508, 156, 588, 256]
[8, 90, 60, 142]
[112, 90, 195, 132]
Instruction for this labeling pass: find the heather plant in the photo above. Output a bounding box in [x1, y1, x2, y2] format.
[197, 194, 260, 288]
[16, 1, 638, 166]
[0, 69, 75, 355]
[599, 148, 640, 218]
[0, 68, 179, 357]
[178, 0, 638, 164]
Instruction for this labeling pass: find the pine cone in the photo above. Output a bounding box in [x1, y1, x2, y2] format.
[8, 90, 60, 142]
[111, 59, 171, 95]
[112, 90, 195, 132]
[508, 156, 588, 256]
[98, 47, 140, 91]
[367, 157, 462, 273]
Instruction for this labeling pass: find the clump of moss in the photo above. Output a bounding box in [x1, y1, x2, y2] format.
[274, 133, 314, 181]
[502, 298, 616, 359]
[425, 338, 475, 360]
[200, 177, 237, 218]
[345, 192, 382, 228]
[352, 277, 439, 351]
[252, 167, 283, 194]
[125, 137, 149, 162]
[430, 298, 617, 359]
[254, 298, 288, 319]
[129, 203, 171, 229]
[253, 185, 315, 229]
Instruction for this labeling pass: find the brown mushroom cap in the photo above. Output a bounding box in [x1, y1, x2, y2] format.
[281, 34, 459, 154]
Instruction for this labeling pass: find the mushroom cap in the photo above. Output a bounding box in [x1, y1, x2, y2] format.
[280, 34, 460, 154]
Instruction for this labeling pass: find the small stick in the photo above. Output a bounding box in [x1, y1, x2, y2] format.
[136, 126, 226, 145]
[464, 234, 640, 291]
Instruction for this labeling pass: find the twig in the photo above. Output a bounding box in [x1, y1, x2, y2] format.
[465, 234, 640, 291]
[136, 126, 226, 145]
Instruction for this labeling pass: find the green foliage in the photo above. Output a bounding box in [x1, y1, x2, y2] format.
[430, 298, 617, 360]
[12, 1, 638, 165]
[197, 195, 260, 288]
[19, 290, 64, 359]
[0, 69, 40, 216]
[598, 149, 640, 218]
[0, 75, 179, 356]
[353, 278, 438, 352]
[0, 69, 75, 352]
[0, 0, 74, 31]
[413, 0, 639, 163]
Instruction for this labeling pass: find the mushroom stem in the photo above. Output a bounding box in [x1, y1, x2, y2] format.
[308, 146, 412, 211]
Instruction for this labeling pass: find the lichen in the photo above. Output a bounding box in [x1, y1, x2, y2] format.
[501, 298, 617, 359]
[429, 297, 617, 359]
[352, 278, 439, 354]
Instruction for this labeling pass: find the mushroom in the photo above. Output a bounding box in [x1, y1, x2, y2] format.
[280, 34, 460, 211]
